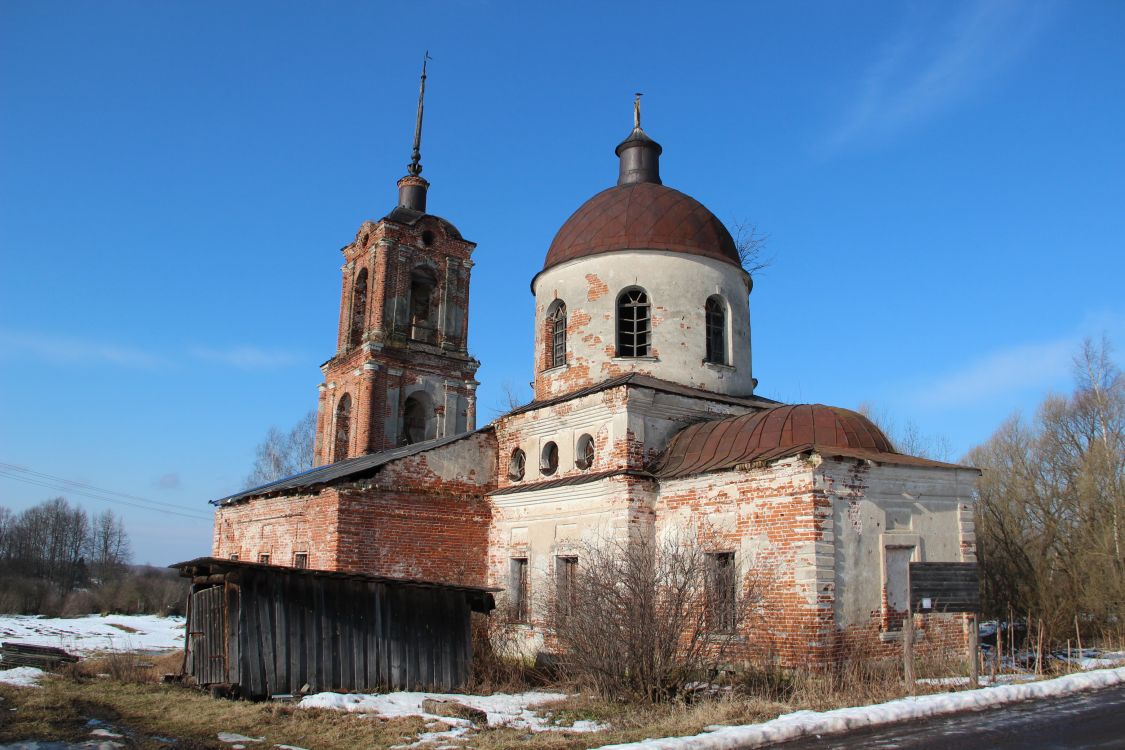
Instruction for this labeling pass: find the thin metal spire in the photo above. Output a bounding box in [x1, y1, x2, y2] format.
[407, 52, 431, 177]
[633, 92, 643, 130]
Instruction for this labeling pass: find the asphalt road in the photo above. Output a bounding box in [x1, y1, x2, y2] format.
[776, 684, 1125, 749]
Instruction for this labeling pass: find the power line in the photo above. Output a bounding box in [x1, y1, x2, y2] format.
[0, 464, 213, 521]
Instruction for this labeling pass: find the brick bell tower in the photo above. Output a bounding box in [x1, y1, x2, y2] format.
[314, 57, 480, 465]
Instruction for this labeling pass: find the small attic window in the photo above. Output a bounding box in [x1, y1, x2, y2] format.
[421, 230, 435, 246]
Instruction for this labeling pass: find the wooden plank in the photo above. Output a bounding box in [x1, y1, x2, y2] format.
[352, 581, 365, 691]
[259, 576, 276, 695]
[288, 576, 303, 695]
[227, 583, 241, 686]
[366, 581, 379, 691]
[338, 581, 354, 692]
[244, 576, 264, 699]
[273, 574, 287, 694]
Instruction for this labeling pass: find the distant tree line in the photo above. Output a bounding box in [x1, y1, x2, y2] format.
[968, 336, 1124, 642]
[0, 497, 186, 617]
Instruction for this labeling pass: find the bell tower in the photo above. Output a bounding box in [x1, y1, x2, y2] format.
[314, 56, 480, 465]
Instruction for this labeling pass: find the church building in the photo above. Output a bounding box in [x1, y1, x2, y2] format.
[211, 77, 979, 668]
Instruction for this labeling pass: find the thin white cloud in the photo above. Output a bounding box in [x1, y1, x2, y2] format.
[827, 0, 1053, 149]
[0, 329, 166, 368]
[914, 337, 1074, 408]
[190, 346, 299, 369]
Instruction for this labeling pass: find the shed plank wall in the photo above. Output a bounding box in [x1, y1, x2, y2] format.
[187, 569, 474, 698]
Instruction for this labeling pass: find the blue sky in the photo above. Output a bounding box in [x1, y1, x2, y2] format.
[2, 0, 1123, 565]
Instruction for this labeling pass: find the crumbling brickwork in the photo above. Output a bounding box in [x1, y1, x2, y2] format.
[315, 214, 479, 464]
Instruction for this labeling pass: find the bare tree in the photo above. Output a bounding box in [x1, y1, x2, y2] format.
[490, 380, 530, 417]
[968, 335, 1125, 641]
[245, 410, 317, 488]
[89, 509, 131, 582]
[730, 219, 772, 277]
[856, 402, 952, 461]
[542, 533, 767, 702]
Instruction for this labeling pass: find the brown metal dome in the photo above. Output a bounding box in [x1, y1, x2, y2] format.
[653, 404, 905, 478]
[542, 182, 740, 273]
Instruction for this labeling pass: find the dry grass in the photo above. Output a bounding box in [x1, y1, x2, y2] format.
[0, 648, 1012, 750]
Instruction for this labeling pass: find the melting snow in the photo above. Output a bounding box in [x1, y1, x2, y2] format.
[0, 666, 47, 687]
[0, 614, 184, 656]
[299, 689, 604, 733]
[590, 666, 1125, 749]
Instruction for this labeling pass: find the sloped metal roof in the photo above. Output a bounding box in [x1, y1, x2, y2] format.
[212, 428, 490, 506]
[504, 373, 778, 418]
[652, 404, 973, 478]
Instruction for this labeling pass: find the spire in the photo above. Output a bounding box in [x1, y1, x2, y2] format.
[615, 92, 662, 186]
[397, 52, 431, 212]
[408, 52, 429, 177]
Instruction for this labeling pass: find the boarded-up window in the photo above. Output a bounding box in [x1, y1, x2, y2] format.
[884, 545, 914, 631]
[510, 558, 529, 622]
[616, 288, 651, 357]
[293, 553, 308, 569]
[259, 553, 270, 565]
[556, 556, 577, 620]
[707, 552, 736, 633]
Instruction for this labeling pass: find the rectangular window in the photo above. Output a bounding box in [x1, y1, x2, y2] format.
[707, 552, 736, 633]
[293, 553, 308, 569]
[510, 557, 529, 623]
[258, 553, 270, 565]
[556, 556, 578, 620]
[229, 553, 239, 561]
[884, 546, 914, 631]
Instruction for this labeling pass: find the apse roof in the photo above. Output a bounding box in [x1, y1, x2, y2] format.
[652, 404, 973, 477]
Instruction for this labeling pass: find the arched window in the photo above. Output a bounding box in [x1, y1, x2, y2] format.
[575, 434, 595, 470]
[508, 448, 526, 481]
[401, 393, 435, 445]
[349, 268, 368, 349]
[546, 300, 567, 369]
[704, 296, 727, 365]
[616, 288, 651, 357]
[333, 394, 352, 461]
[540, 441, 559, 476]
[409, 267, 438, 343]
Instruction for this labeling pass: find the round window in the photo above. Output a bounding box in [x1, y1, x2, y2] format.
[508, 448, 526, 481]
[540, 441, 559, 476]
[576, 434, 595, 470]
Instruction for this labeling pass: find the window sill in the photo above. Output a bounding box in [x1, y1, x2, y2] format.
[704, 632, 745, 644]
[703, 361, 735, 372]
[611, 356, 659, 363]
[540, 363, 568, 375]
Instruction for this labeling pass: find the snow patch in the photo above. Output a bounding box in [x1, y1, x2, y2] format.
[217, 732, 264, 744]
[299, 689, 605, 733]
[591, 667, 1125, 750]
[0, 614, 184, 656]
[0, 666, 47, 687]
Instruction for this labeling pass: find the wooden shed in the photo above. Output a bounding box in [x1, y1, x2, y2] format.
[172, 557, 496, 699]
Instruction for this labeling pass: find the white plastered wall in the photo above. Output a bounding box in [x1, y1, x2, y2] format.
[816, 458, 979, 629]
[532, 251, 754, 399]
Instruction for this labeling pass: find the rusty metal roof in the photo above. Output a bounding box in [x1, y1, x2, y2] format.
[540, 182, 740, 276]
[504, 373, 778, 418]
[652, 404, 972, 477]
[212, 427, 493, 506]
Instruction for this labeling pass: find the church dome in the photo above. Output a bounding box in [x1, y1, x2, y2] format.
[653, 404, 897, 477]
[542, 181, 740, 273]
